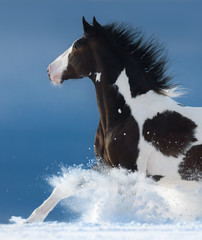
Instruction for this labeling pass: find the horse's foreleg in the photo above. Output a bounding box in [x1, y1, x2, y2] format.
[25, 187, 70, 223]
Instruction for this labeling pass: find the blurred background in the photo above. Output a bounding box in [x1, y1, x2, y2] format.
[0, 0, 201, 223]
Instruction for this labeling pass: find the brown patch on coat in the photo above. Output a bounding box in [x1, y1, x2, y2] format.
[179, 144, 202, 181]
[143, 111, 197, 157]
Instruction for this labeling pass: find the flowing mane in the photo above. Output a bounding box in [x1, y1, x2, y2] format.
[92, 22, 176, 96]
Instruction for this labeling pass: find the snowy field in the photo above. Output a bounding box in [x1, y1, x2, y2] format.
[1, 167, 202, 240]
[1, 221, 202, 240]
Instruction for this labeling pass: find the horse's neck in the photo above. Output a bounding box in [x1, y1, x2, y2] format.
[92, 54, 130, 126]
[94, 67, 180, 133]
[94, 81, 124, 131]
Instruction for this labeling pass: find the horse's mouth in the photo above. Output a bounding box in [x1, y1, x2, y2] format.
[48, 73, 63, 85]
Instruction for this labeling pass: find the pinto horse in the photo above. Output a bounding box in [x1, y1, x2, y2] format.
[26, 17, 202, 223]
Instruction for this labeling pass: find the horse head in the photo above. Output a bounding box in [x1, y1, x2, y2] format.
[47, 17, 104, 85]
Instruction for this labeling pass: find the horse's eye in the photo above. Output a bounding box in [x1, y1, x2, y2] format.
[73, 43, 78, 50]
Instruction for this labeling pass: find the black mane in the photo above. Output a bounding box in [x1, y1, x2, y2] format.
[93, 22, 175, 95]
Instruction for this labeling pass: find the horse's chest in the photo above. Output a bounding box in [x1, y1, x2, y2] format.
[105, 117, 140, 170]
[95, 116, 140, 170]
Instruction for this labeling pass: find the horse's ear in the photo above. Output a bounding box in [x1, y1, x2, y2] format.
[93, 17, 103, 31]
[82, 16, 93, 35]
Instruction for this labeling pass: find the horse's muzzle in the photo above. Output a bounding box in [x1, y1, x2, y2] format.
[47, 64, 62, 85]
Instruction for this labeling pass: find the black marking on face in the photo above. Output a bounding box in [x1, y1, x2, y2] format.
[61, 37, 96, 81]
[143, 111, 197, 157]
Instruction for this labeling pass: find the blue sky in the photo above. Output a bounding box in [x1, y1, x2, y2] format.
[0, 0, 201, 223]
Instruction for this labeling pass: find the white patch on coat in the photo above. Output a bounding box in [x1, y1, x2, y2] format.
[47, 45, 73, 85]
[95, 72, 101, 82]
[114, 68, 202, 179]
[118, 108, 122, 114]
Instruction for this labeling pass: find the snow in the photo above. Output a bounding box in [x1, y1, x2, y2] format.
[2, 167, 202, 239]
[95, 72, 101, 82]
[1, 220, 202, 240]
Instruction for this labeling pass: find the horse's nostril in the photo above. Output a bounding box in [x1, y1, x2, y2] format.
[47, 72, 50, 79]
[47, 67, 51, 79]
[47, 65, 52, 74]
